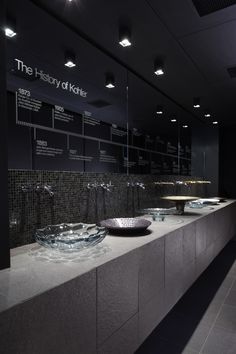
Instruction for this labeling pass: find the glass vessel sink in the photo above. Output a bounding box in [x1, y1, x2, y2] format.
[100, 218, 151, 234]
[161, 196, 199, 214]
[187, 201, 205, 209]
[35, 223, 107, 251]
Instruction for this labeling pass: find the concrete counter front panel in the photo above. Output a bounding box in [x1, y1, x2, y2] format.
[0, 201, 236, 354]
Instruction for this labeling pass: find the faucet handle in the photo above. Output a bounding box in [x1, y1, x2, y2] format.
[136, 182, 145, 189]
[43, 184, 54, 197]
[35, 184, 43, 194]
[21, 184, 33, 193]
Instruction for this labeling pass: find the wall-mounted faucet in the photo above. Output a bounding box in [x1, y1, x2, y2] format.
[86, 181, 115, 222]
[43, 184, 54, 197]
[34, 184, 54, 197]
[20, 183, 55, 229]
[175, 180, 188, 186]
[87, 182, 99, 190]
[136, 182, 145, 190]
[35, 184, 43, 194]
[127, 182, 145, 189]
[21, 184, 33, 193]
[101, 181, 114, 192]
[127, 181, 145, 216]
[87, 181, 114, 192]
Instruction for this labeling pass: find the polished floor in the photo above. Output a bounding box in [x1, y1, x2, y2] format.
[136, 240, 236, 354]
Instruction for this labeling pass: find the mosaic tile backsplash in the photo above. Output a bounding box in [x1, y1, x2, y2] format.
[8, 170, 207, 248]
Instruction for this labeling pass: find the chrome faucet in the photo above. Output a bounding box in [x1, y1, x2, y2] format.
[175, 180, 188, 186]
[35, 184, 43, 194]
[127, 182, 145, 189]
[21, 184, 33, 193]
[136, 182, 145, 189]
[87, 182, 99, 190]
[87, 182, 114, 191]
[34, 184, 54, 197]
[101, 181, 114, 192]
[43, 184, 54, 197]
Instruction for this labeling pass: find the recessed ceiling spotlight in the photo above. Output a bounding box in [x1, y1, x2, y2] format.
[65, 60, 76, 68]
[105, 74, 115, 88]
[156, 105, 163, 115]
[5, 17, 17, 38]
[154, 66, 164, 76]
[5, 27, 17, 38]
[193, 97, 200, 108]
[204, 110, 211, 118]
[119, 27, 132, 47]
[154, 60, 164, 76]
[182, 125, 188, 128]
[212, 121, 218, 125]
[171, 119, 177, 122]
[64, 51, 76, 68]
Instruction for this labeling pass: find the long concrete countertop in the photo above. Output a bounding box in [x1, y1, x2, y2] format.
[1, 200, 236, 354]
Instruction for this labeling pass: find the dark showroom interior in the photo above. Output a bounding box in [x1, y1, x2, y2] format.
[1, 0, 236, 353]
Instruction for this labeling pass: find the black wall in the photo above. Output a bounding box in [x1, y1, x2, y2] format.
[219, 126, 236, 198]
[0, 0, 10, 270]
[191, 124, 219, 196]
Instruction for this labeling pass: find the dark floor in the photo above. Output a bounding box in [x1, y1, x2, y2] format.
[136, 240, 236, 354]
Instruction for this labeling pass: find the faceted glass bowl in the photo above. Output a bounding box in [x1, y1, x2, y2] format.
[35, 223, 107, 251]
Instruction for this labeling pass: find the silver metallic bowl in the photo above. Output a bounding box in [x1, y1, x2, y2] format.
[100, 218, 151, 234]
[35, 223, 107, 251]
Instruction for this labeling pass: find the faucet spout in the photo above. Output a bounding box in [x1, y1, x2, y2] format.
[136, 182, 145, 189]
[44, 184, 54, 197]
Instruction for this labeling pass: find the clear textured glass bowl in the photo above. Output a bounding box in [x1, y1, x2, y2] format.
[187, 201, 205, 209]
[35, 223, 107, 251]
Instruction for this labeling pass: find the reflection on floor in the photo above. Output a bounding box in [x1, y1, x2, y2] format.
[136, 240, 236, 354]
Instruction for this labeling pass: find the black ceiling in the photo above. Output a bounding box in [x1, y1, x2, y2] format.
[6, 0, 236, 128]
[192, 0, 236, 17]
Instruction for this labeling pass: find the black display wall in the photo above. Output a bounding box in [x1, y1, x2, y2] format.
[6, 0, 192, 176]
[0, 0, 10, 270]
[219, 126, 236, 197]
[7, 90, 191, 175]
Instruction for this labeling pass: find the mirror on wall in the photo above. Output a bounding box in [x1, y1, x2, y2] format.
[127, 72, 193, 176]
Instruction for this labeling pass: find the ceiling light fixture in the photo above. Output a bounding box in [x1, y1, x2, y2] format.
[119, 27, 132, 47]
[182, 125, 188, 128]
[65, 60, 76, 68]
[154, 60, 164, 76]
[105, 74, 115, 88]
[154, 66, 164, 76]
[156, 105, 163, 115]
[5, 17, 17, 38]
[5, 27, 17, 38]
[204, 110, 211, 118]
[64, 51, 76, 68]
[171, 119, 177, 122]
[193, 97, 200, 108]
[212, 121, 218, 125]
